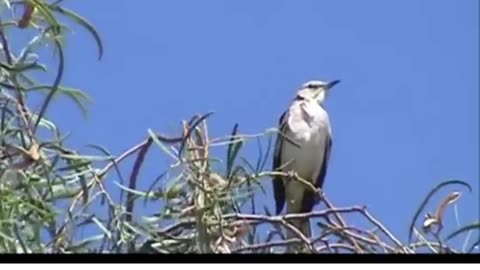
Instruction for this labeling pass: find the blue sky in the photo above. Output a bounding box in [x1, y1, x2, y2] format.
[29, 0, 479, 250]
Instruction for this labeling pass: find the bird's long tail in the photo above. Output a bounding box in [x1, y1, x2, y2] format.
[287, 218, 311, 239]
[284, 183, 314, 252]
[286, 217, 311, 252]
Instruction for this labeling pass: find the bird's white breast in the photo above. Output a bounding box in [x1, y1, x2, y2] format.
[281, 100, 331, 182]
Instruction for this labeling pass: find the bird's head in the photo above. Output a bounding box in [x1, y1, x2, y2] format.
[296, 79, 340, 104]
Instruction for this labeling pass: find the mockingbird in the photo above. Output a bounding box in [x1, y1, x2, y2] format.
[272, 79, 340, 242]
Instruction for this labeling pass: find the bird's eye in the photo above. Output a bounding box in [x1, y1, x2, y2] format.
[307, 84, 317, 89]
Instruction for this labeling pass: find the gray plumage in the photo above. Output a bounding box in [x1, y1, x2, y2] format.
[272, 79, 339, 242]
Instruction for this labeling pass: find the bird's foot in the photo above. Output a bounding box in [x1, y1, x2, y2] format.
[286, 171, 298, 182]
[316, 188, 326, 202]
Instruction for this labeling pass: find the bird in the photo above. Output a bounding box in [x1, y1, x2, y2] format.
[272, 79, 340, 243]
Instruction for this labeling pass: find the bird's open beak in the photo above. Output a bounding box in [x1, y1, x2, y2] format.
[326, 80, 341, 89]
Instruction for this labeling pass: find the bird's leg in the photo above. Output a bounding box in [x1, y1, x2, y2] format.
[316, 188, 326, 203]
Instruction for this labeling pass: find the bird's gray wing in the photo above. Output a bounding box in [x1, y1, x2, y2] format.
[300, 134, 332, 213]
[316, 134, 332, 189]
[272, 111, 288, 215]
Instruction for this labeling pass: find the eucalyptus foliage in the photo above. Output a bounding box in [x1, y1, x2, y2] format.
[0, 1, 477, 254]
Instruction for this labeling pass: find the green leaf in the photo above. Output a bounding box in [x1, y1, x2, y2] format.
[148, 129, 178, 161]
[26, 85, 92, 118]
[33, 39, 64, 133]
[0, 61, 47, 72]
[114, 181, 156, 199]
[49, 5, 104, 60]
[56, 160, 92, 172]
[1, 0, 11, 9]
[259, 132, 273, 172]
[49, 184, 82, 200]
[445, 222, 480, 242]
[60, 153, 115, 161]
[67, 235, 104, 252]
[28, 114, 57, 132]
[226, 123, 243, 178]
[31, 0, 60, 30]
